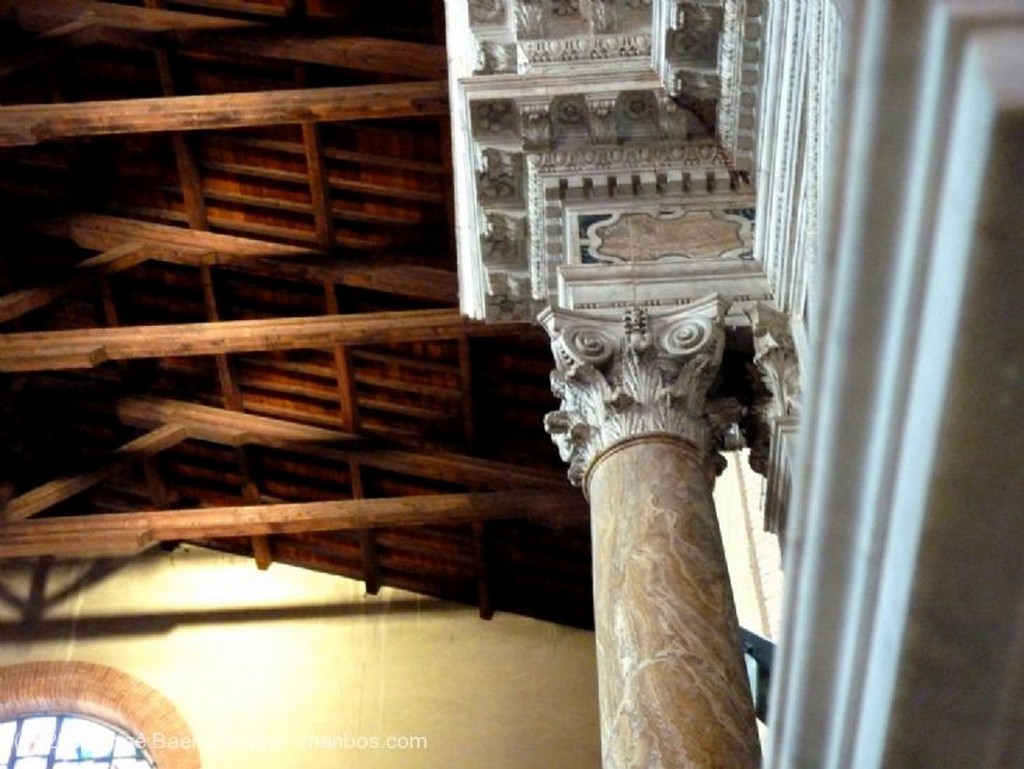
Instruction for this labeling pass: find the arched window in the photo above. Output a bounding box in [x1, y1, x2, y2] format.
[1, 713, 155, 768]
[0, 662, 199, 769]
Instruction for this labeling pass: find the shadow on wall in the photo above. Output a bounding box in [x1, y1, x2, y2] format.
[0, 552, 468, 641]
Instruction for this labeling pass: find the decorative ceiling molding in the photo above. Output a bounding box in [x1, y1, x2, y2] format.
[447, 0, 766, 323]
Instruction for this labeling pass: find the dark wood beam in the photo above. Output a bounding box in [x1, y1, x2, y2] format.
[251, 533, 273, 570]
[12, 1, 262, 34]
[0, 310, 523, 372]
[112, 396, 568, 490]
[34, 215, 459, 303]
[116, 396, 360, 446]
[0, 81, 449, 146]
[351, 463, 381, 595]
[0, 242, 147, 323]
[457, 337, 476, 450]
[205, 135, 448, 175]
[161, 31, 446, 79]
[39, 213, 313, 259]
[323, 282, 358, 432]
[473, 520, 494, 620]
[1, 425, 186, 522]
[0, 489, 590, 559]
[13, 0, 448, 78]
[283, 443, 569, 491]
[0, 19, 99, 79]
[304, 123, 334, 251]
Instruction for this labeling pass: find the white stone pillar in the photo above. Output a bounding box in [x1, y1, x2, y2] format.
[541, 296, 761, 769]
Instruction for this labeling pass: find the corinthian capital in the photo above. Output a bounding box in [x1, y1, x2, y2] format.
[540, 295, 727, 485]
[747, 302, 802, 423]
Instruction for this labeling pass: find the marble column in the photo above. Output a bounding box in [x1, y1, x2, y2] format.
[540, 295, 761, 769]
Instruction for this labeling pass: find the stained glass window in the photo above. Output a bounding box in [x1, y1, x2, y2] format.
[0, 715, 155, 769]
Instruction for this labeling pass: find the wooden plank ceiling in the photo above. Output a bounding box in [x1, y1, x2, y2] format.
[0, 0, 594, 628]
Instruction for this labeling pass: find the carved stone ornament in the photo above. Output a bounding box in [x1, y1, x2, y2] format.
[477, 148, 522, 202]
[585, 94, 619, 144]
[519, 100, 553, 149]
[550, 0, 581, 18]
[516, 0, 548, 37]
[535, 141, 729, 172]
[591, 0, 618, 33]
[657, 93, 692, 140]
[541, 294, 727, 485]
[475, 41, 517, 74]
[468, 0, 507, 26]
[748, 302, 802, 423]
[471, 100, 519, 139]
[480, 213, 526, 266]
[517, 34, 652, 69]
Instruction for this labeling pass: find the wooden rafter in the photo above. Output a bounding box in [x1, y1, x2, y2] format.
[33, 215, 458, 302]
[0, 489, 590, 559]
[12, 2, 446, 77]
[0, 242, 147, 323]
[0, 310, 523, 372]
[116, 396, 360, 446]
[40, 213, 314, 258]
[113, 396, 566, 489]
[0, 81, 449, 147]
[473, 521, 493, 620]
[0, 20, 100, 79]
[279, 443, 568, 491]
[196, 245, 271, 567]
[303, 123, 334, 251]
[1, 425, 187, 522]
[13, 1, 263, 34]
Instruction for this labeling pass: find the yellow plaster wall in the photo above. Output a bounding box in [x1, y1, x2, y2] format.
[0, 547, 600, 769]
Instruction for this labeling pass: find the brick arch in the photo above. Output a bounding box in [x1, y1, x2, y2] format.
[0, 661, 200, 769]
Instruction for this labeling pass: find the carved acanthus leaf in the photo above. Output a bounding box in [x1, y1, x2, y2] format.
[748, 302, 802, 423]
[516, 0, 547, 36]
[541, 296, 727, 485]
[475, 41, 517, 74]
[469, 0, 507, 25]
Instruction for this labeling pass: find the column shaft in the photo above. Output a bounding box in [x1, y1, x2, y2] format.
[587, 435, 761, 769]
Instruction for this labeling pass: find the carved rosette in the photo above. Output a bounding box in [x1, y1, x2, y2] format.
[541, 295, 727, 485]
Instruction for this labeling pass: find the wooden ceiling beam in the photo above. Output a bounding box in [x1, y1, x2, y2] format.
[0, 310, 523, 372]
[60, 18, 449, 77]
[111, 396, 567, 490]
[473, 521, 494, 620]
[303, 123, 334, 251]
[0, 20, 100, 79]
[0, 241, 147, 323]
[116, 396, 360, 447]
[36, 213, 314, 259]
[33, 215, 458, 302]
[285, 443, 568, 491]
[0, 81, 449, 147]
[12, 1, 264, 35]
[181, 34, 446, 78]
[206, 135, 448, 175]
[1, 424, 187, 522]
[0, 489, 590, 559]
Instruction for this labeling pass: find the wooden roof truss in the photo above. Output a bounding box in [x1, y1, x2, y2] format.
[0, 0, 594, 628]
